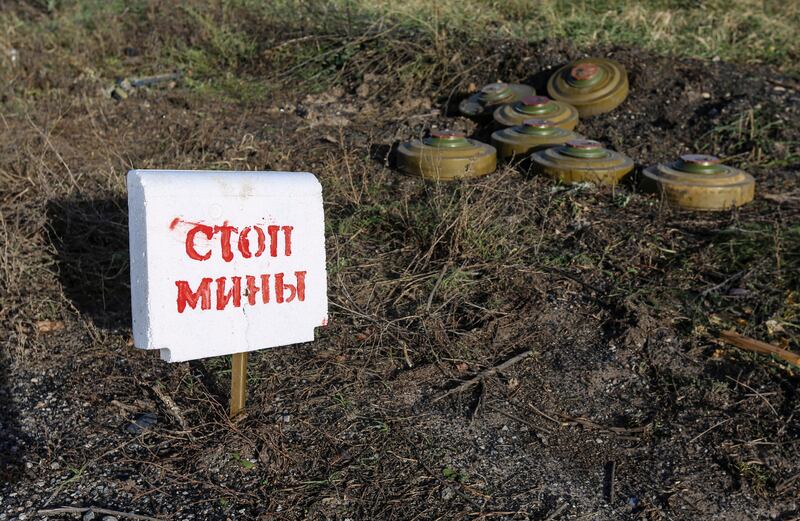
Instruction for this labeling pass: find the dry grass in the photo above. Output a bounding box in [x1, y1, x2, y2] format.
[1, 1, 799, 519]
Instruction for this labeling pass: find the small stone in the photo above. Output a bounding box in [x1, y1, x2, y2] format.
[83, 510, 96, 521]
[441, 487, 455, 500]
[702, 92, 711, 99]
[50, 461, 60, 470]
[766, 319, 785, 336]
[102, 516, 118, 521]
[125, 412, 157, 435]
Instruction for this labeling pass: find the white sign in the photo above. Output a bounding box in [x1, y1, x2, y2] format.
[127, 170, 328, 362]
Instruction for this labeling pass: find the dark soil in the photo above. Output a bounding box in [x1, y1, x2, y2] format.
[1, 22, 800, 521]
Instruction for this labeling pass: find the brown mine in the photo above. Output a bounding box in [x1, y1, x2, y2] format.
[396, 130, 497, 181]
[529, 139, 634, 185]
[491, 119, 583, 160]
[547, 58, 629, 117]
[493, 95, 579, 130]
[641, 154, 755, 210]
[458, 82, 535, 120]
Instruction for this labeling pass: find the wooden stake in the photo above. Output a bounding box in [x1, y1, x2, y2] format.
[230, 352, 249, 418]
[720, 330, 800, 368]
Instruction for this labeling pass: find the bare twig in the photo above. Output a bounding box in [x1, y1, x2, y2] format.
[725, 375, 779, 417]
[720, 330, 800, 368]
[688, 418, 732, 443]
[543, 502, 569, 521]
[485, 405, 553, 435]
[700, 270, 746, 297]
[763, 191, 800, 203]
[38, 506, 161, 521]
[111, 399, 138, 414]
[767, 78, 800, 91]
[561, 415, 648, 435]
[426, 263, 449, 312]
[151, 383, 194, 439]
[433, 350, 533, 403]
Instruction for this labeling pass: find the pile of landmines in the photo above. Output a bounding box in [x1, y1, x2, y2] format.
[396, 57, 755, 212]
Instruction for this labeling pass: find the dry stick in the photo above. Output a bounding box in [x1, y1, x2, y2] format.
[37, 506, 161, 521]
[777, 472, 800, 494]
[767, 78, 800, 91]
[425, 262, 450, 312]
[720, 330, 800, 368]
[543, 502, 569, 521]
[151, 383, 193, 439]
[763, 192, 800, 203]
[700, 269, 746, 297]
[485, 405, 553, 435]
[688, 418, 732, 444]
[433, 350, 533, 403]
[725, 375, 779, 417]
[561, 415, 648, 435]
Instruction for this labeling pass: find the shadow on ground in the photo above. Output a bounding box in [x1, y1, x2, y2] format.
[0, 354, 24, 484]
[46, 197, 131, 328]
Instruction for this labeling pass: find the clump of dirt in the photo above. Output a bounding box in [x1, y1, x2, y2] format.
[1, 21, 799, 521]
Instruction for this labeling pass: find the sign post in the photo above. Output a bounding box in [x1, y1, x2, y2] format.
[127, 170, 328, 417]
[230, 352, 249, 417]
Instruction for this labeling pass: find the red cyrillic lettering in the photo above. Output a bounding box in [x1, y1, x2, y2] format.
[245, 275, 270, 305]
[294, 270, 305, 301]
[267, 225, 280, 257]
[282, 226, 293, 256]
[253, 225, 266, 257]
[214, 222, 238, 262]
[216, 276, 242, 310]
[275, 271, 306, 303]
[260, 274, 270, 303]
[185, 224, 214, 261]
[175, 278, 212, 312]
[238, 227, 253, 258]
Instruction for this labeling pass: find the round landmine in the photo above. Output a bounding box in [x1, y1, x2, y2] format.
[493, 95, 579, 130]
[396, 130, 497, 181]
[641, 154, 755, 210]
[547, 58, 629, 117]
[491, 119, 583, 160]
[459, 82, 535, 119]
[529, 139, 633, 185]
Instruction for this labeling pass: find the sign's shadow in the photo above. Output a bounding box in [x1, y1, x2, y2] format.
[46, 197, 132, 328]
[45, 196, 231, 406]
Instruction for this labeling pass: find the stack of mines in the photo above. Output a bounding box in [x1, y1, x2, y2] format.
[394, 56, 757, 212]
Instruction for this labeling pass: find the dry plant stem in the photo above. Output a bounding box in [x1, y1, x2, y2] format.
[151, 383, 193, 439]
[37, 506, 162, 521]
[543, 502, 569, 521]
[433, 350, 533, 403]
[485, 404, 553, 435]
[720, 330, 800, 368]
